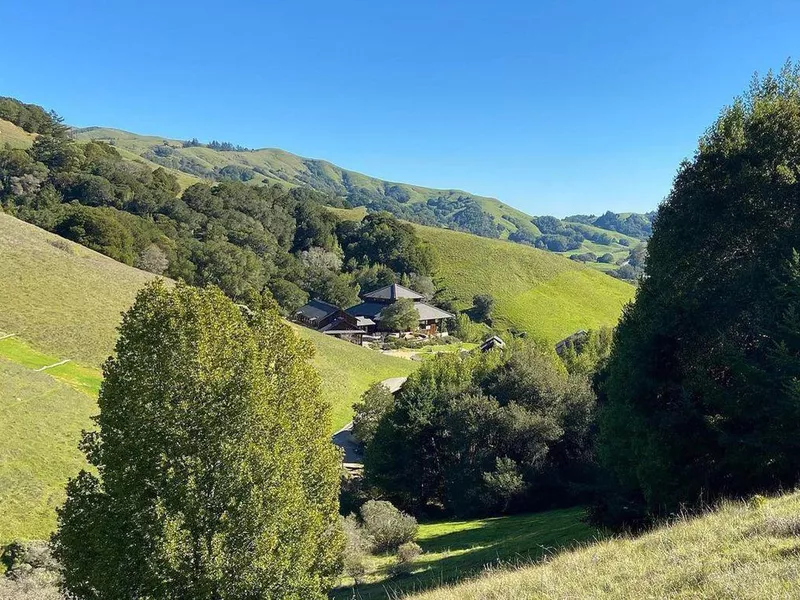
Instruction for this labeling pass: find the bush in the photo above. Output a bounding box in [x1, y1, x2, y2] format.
[0, 541, 61, 599]
[360, 500, 418, 552]
[472, 293, 495, 323]
[340, 515, 372, 583]
[392, 541, 423, 576]
[352, 383, 395, 447]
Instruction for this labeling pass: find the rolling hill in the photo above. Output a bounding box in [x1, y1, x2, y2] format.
[0, 212, 416, 542]
[72, 126, 541, 239]
[416, 225, 635, 343]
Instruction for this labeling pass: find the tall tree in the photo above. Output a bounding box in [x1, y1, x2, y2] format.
[597, 64, 800, 523]
[53, 282, 343, 599]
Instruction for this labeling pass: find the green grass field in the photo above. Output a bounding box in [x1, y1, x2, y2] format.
[331, 507, 597, 599]
[292, 326, 418, 430]
[416, 225, 635, 344]
[408, 493, 800, 600]
[0, 358, 96, 543]
[0, 213, 416, 542]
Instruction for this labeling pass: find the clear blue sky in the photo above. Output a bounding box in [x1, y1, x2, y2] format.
[4, 0, 799, 216]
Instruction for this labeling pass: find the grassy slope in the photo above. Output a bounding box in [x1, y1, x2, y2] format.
[332, 507, 597, 599]
[0, 359, 95, 543]
[410, 493, 800, 600]
[416, 225, 635, 343]
[0, 119, 201, 191]
[73, 127, 536, 236]
[0, 213, 415, 541]
[0, 118, 36, 148]
[292, 326, 417, 430]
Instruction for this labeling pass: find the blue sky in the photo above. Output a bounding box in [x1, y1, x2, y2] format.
[4, 0, 799, 216]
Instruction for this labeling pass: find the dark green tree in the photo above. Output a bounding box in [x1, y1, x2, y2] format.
[472, 294, 495, 323]
[53, 282, 343, 599]
[597, 64, 800, 523]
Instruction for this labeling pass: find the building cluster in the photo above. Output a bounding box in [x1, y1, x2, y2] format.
[294, 283, 454, 345]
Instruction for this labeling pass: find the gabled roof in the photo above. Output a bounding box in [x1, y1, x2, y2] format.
[414, 302, 454, 321]
[295, 298, 341, 322]
[480, 335, 506, 352]
[346, 301, 384, 319]
[347, 301, 454, 322]
[362, 283, 424, 301]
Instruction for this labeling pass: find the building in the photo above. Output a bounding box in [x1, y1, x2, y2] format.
[554, 330, 588, 356]
[346, 283, 454, 334]
[479, 335, 506, 352]
[294, 298, 374, 345]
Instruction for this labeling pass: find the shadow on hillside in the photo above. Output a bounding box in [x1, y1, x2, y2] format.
[329, 507, 598, 600]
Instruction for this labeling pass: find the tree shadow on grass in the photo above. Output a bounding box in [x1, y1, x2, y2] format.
[329, 506, 600, 600]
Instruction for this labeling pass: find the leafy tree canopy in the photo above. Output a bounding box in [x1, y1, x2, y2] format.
[53, 282, 343, 599]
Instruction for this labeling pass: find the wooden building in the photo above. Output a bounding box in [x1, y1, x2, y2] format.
[346, 283, 454, 334]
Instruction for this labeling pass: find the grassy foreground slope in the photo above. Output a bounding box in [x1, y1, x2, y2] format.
[417, 225, 635, 343]
[0, 212, 414, 424]
[410, 493, 800, 600]
[332, 507, 597, 600]
[0, 359, 95, 543]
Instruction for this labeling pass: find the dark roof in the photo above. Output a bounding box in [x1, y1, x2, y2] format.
[554, 330, 588, 355]
[480, 335, 506, 352]
[414, 303, 454, 321]
[295, 298, 341, 322]
[347, 301, 453, 322]
[362, 283, 424, 301]
[346, 301, 384, 319]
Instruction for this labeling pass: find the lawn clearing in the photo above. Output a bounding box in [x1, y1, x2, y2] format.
[331, 507, 597, 599]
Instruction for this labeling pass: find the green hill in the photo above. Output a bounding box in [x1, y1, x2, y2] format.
[416, 225, 635, 343]
[2, 93, 650, 278]
[408, 493, 800, 600]
[69, 125, 647, 277]
[72, 126, 539, 239]
[0, 212, 415, 542]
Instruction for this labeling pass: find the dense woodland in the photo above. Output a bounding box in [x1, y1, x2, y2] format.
[353, 331, 612, 519]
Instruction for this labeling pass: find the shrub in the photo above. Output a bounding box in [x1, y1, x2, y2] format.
[360, 500, 418, 552]
[0, 541, 61, 599]
[352, 383, 395, 447]
[598, 253, 615, 264]
[472, 293, 495, 323]
[392, 541, 423, 576]
[340, 515, 372, 583]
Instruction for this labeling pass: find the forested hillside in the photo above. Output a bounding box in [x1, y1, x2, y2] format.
[0, 212, 417, 542]
[0, 95, 652, 282]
